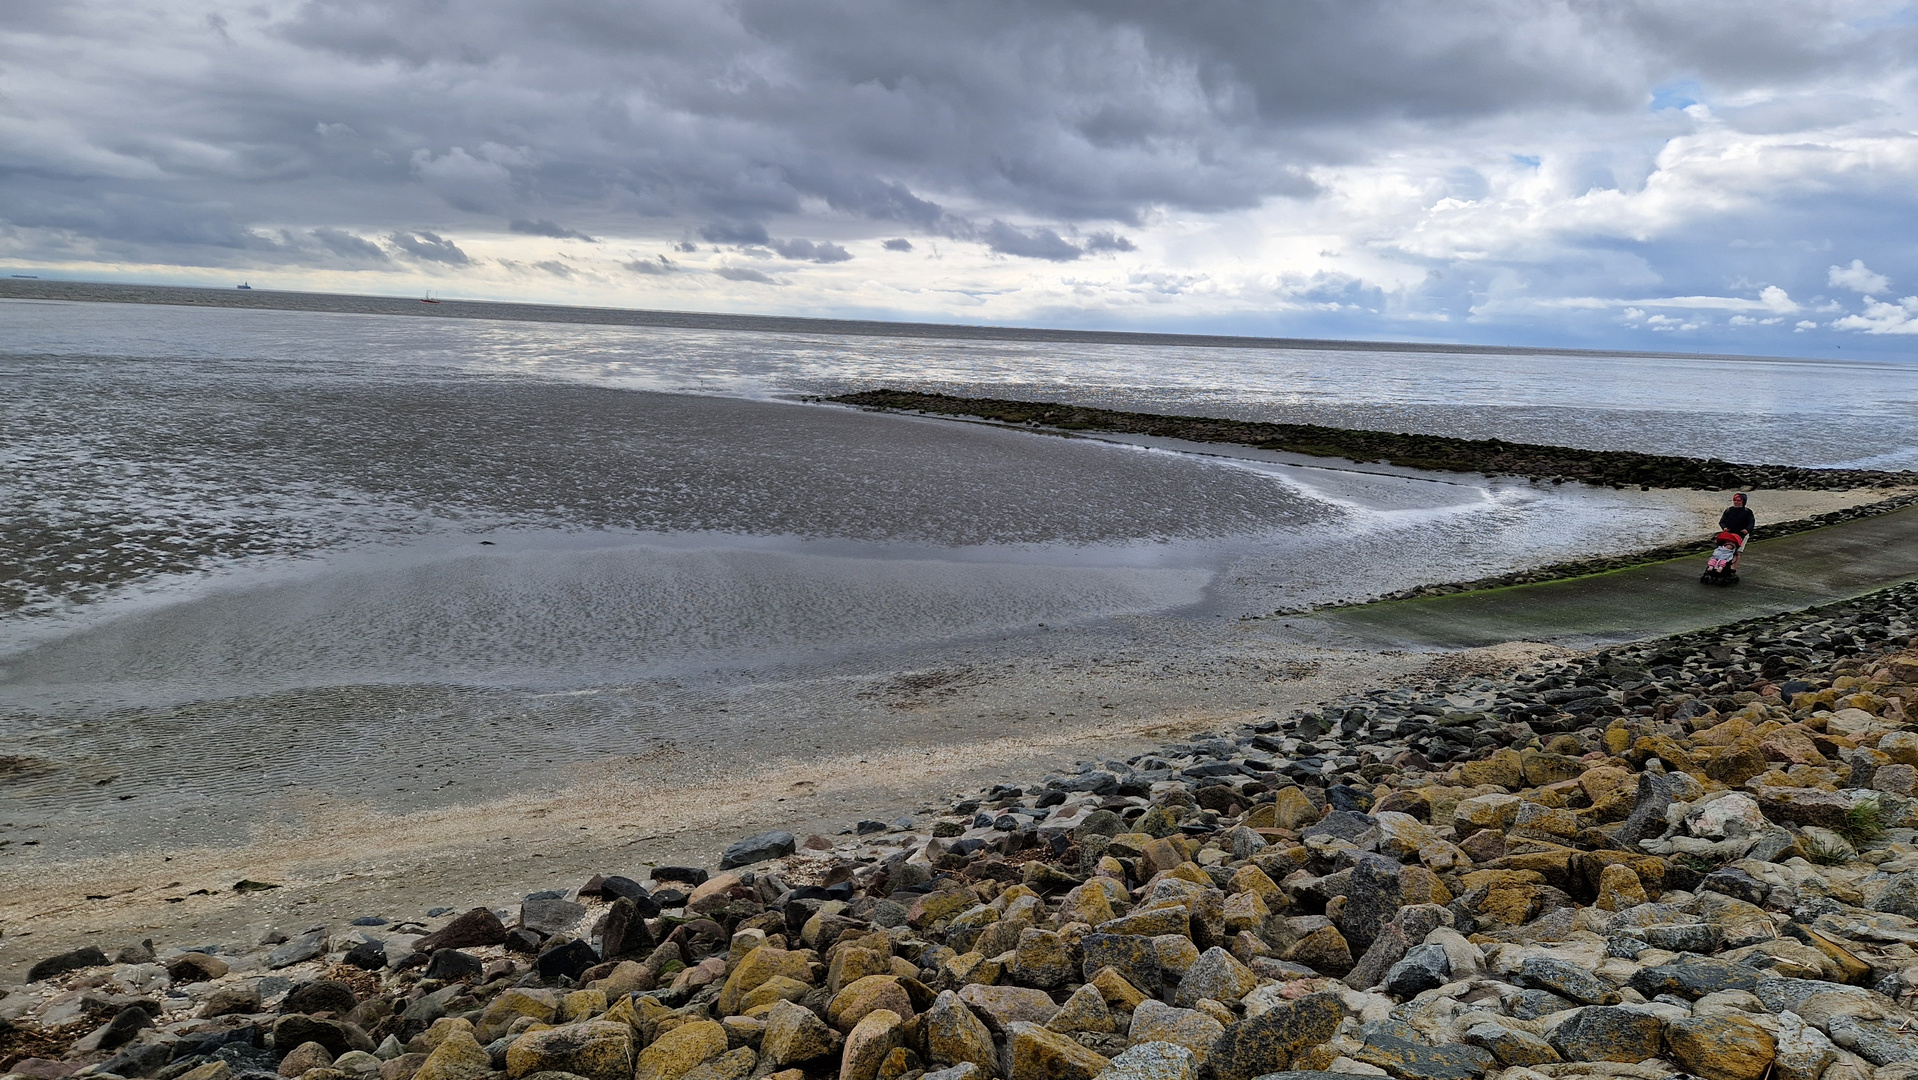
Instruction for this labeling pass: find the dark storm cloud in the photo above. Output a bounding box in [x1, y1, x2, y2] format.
[387, 230, 472, 265]
[882, 238, 914, 252]
[311, 227, 390, 262]
[982, 221, 1085, 262]
[2, 0, 1913, 291]
[625, 255, 677, 275]
[769, 238, 852, 263]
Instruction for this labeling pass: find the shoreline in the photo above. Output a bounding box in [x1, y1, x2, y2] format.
[6, 578, 1918, 1080]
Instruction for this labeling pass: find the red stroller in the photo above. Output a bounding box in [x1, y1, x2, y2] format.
[1700, 530, 1744, 586]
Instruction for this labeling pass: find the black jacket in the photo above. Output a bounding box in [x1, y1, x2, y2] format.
[1720, 505, 1755, 536]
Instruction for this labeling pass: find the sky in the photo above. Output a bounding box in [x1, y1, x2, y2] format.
[4, 1, 1918, 357]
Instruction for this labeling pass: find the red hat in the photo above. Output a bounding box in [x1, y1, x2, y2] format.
[1733, 493, 1747, 504]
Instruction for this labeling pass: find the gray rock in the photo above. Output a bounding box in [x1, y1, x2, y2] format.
[1516, 958, 1616, 1006]
[1871, 872, 1918, 918]
[518, 899, 585, 937]
[1614, 773, 1684, 847]
[1701, 867, 1769, 906]
[28, 946, 110, 982]
[1099, 1041, 1198, 1080]
[719, 830, 797, 869]
[1463, 1023, 1560, 1067]
[1630, 956, 1761, 999]
[1301, 811, 1379, 848]
[1640, 924, 1725, 953]
[1382, 943, 1450, 999]
[1352, 1031, 1494, 1080]
[1826, 1016, 1918, 1067]
[267, 930, 328, 969]
[1335, 854, 1403, 951]
[1548, 1006, 1664, 1063]
[422, 950, 482, 982]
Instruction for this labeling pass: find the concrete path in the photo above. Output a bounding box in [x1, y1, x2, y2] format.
[1314, 506, 1918, 649]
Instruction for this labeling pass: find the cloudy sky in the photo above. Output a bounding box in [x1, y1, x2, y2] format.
[4, 1, 1918, 355]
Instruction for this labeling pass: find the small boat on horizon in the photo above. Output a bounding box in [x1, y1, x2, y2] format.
[420, 290, 441, 304]
[236, 282, 252, 290]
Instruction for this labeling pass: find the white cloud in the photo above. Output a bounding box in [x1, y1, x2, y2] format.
[1832, 295, 1918, 334]
[1829, 259, 1890, 295]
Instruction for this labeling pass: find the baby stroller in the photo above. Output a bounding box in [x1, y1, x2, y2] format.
[1701, 530, 1744, 586]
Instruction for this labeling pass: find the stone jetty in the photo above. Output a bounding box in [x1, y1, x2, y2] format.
[11, 582, 1918, 1080]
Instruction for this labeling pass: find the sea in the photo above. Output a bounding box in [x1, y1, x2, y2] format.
[3, 292, 1916, 849]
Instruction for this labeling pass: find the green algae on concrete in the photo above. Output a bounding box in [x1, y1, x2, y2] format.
[1315, 506, 1918, 648]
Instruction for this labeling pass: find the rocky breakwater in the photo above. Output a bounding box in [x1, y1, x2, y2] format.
[830, 390, 1915, 492]
[13, 584, 1918, 1080]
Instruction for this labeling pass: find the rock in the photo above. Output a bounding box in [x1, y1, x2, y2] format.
[275, 1016, 375, 1059]
[1630, 956, 1762, 999]
[718, 947, 815, 1015]
[1127, 1002, 1224, 1064]
[924, 991, 997, 1074]
[1044, 984, 1114, 1036]
[841, 1009, 902, 1080]
[761, 1001, 837, 1068]
[268, 929, 329, 969]
[682, 1048, 755, 1080]
[957, 984, 1059, 1032]
[1207, 992, 1342, 1080]
[1099, 1042, 1198, 1080]
[285, 980, 361, 1015]
[1460, 749, 1524, 788]
[1008, 929, 1074, 990]
[636, 1020, 728, 1080]
[423, 949, 483, 983]
[165, 952, 231, 982]
[828, 975, 916, 1033]
[1594, 863, 1647, 911]
[281, 1043, 337, 1078]
[1172, 947, 1258, 1007]
[519, 899, 586, 937]
[1336, 855, 1402, 951]
[1773, 1011, 1839, 1080]
[95, 1005, 153, 1051]
[346, 940, 388, 970]
[201, 982, 263, 1018]
[414, 1032, 495, 1080]
[1516, 957, 1616, 1005]
[504, 1022, 633, 1080]
[1686, 794, 1768, 839]
[1002, 1021, 1109, 1080]
[1665, 1015, 1777, 1080]
[536, 939, 601, 982]
[1548, 1006, 1664, 1063]
[1351, 1030, 1494, 1080]
[333, 1052, 382, 1079]
[476, 989, 560, 1042]
[1382, 943, 1450, 999]
[1755, 787, 1856, 830]
[1269, 787, 1323, 831]
[720, 831, 797, 869]
[416, 909, 509, 953]
[1701, 867, 1769, 906]
[1452, 794, 1520, 833]
[1462, 1023, 1559, 1067]
[1826, 1015, 1918, 1068]
[1871, 872, 1918, 918]
[178, 1064, 236, 1080]
[1080, 934, 1162, 996]
[27, 946, 110, 982]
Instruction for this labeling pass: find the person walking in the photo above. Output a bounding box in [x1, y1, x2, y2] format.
[1719, 492, 1755, 568]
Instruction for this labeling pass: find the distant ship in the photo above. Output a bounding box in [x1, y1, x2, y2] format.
[236, 282, 252, 290]
[421, 290, 441, 304]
